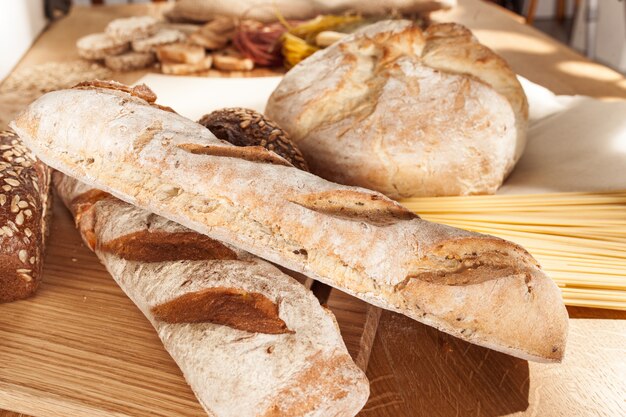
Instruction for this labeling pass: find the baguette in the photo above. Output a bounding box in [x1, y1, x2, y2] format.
[0, 131, 51, 302]
[11, 82, 569, 362]
[54, 172, 369, 417]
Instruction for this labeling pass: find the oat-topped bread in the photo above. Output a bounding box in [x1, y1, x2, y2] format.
[266, 21, 529, 199]
[0, 131, 51, 303]
[11, 81, 567, 362]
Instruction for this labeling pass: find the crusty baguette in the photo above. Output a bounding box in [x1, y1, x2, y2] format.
[0, 130, 51, 302]
[54, 172, 369, 417]
[11, 83, 569, 362]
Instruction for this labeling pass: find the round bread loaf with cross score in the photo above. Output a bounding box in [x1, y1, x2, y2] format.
[265, 20, 529, 199]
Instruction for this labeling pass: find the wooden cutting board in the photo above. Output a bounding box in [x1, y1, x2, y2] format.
[1, 1, 626, 416]
[0, 197, 379, 417]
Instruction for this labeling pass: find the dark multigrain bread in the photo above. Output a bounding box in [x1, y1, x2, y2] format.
[0, 131, 51, 302]
[198, 108, 309, 171]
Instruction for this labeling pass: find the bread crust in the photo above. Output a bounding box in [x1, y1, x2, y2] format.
[55, 172, 369, 417]
[0, 131, 51, 303]
[12, 86, 567, 362]
[265, 21, 529, 198]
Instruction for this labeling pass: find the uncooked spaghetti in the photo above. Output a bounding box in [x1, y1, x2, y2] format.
[280, 14, 363, 68]
[399, 190, 626, 310]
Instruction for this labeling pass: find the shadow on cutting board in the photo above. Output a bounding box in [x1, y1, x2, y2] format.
[361, 311, 530, 417]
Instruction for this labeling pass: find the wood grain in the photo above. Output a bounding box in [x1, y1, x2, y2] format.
[1, 0, 625, 416]
[364, 311, 626, 416]
[0, 197, 375, 417]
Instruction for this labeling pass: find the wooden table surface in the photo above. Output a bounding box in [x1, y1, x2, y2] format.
[1, 1, 625, 416]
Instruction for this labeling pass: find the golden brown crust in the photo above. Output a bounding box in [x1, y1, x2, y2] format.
[151, 287, 292, 334]
[178, 143, 293, 167]
[261, 353, 367, 416]
[99, 230, 238, 262]
[73, 80, 178, 113]
[290, 189, 419, 226]
[74, 80, 158, 103]
[70, 188, 111, 220]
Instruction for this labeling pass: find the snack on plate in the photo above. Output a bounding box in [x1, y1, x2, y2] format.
[266, 21, 529, 199]
[200, 16, 237, 37]
[156, 42, 206, 64]
[105, 16, 159, 42]
[76, 33, 129, 60]
[212, 53, 255, 71]
[0, 131, 51, 303]
[160, 56, 213, 75]
[104, 51, 156, 72]
[55, 173, 369, 417]
[131, 29, 187, 52]
[12, 81, 568, 362]
[156, 22, 202, 36]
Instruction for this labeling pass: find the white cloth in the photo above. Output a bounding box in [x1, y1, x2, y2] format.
[138, 73, 626, 194]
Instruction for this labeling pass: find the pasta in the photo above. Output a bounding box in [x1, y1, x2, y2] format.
[400, 191, 626, 310]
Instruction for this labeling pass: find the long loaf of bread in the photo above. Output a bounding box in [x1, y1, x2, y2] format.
[12, 83, 568, 362]
[54, 172, 369, 417]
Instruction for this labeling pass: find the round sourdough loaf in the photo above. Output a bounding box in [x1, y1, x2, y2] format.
[265, 21, 529, 198]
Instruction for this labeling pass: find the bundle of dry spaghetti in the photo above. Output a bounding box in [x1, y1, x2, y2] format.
[400, 190, 626, 311]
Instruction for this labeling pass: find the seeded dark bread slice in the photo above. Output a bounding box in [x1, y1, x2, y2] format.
[54, 172, 369, 417]
[0, 131, 51, 303]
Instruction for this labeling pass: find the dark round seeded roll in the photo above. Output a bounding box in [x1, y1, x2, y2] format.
[198, 108, 309, 172]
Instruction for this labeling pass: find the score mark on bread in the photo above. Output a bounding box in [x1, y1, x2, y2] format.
[100, 230, 238, 262]
[290, 190, 419, 226]
[151, 287, 292, 334]
[198, 108, 309, 171]
[178, 143, 293, 167]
